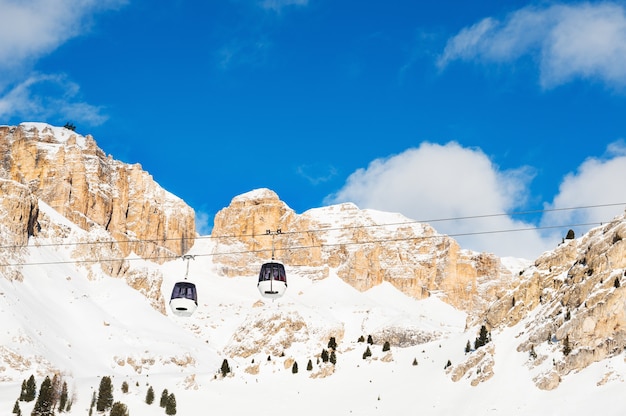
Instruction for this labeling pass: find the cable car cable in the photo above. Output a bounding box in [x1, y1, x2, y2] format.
[0, 220, 609, 268]
[0, 201, 623, 252]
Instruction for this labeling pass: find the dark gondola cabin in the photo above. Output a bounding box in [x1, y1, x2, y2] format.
[169, 281, 198, 317]
[257, 262, 287, 299]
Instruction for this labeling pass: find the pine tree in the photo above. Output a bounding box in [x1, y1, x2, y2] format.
[329, 351, 337, 365]
[412, 358, 418, 366]
[32, 376, 53, 416]
[563, 335, 571, 356]
[12, 399, 21, 415]
[145, 386, 155, 405]
[58, 381, 68, 413]
[166, 393, 177, 415]
[357, 335, 365, 342]
[382, 341, 390, 352]
[479, 325, 490, 345]
[444, 359, 452, 369]
[292, 361, 298, 374]
[110, 401, 129, 416]
[321, 349, 329, 363]
[19, 380, 27, 401]
[306, 359, 313, 371]
[615, 277, 621, 288]
[220, 359, 231, 377]
[328, 336, 337, 350]
[566, 229, 575, 239]
[23, 375, 37, 402]
[121, 381, 128, 394]
[529, 344, 537, 360]
[363, 346, 372, 359]
[367, 335, 374, 345]
[96, 376, 114, 412]
[465, 340, 471, 354]
[160, 389, 169, 408]
[50, 373, 62, 410]
[475, 325, 490, 349]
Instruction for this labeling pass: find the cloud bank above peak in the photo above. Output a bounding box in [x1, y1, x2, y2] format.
[326, 141, 626, 259]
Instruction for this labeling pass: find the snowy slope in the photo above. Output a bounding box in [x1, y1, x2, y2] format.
[2, 206, 626, 415]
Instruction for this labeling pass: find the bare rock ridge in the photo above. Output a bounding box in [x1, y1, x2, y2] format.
[485, 216, 626, 389]
[0, 122, 196, 269]
[211, 188, 519, 317]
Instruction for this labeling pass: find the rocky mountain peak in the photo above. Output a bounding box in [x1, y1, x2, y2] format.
[0, 122, 196, 273]
[212, 187, 520, 317]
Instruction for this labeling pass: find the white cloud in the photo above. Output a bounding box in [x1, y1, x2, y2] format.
[0, 0, 124, 125]
[327, 141, 626, 259]
[0, 0, 126, 69]
[325, 142, 551, 259]
[296, 163, 338, 185]
[260, 0, 308, 13]
[216, 37, 272, 70]
[0, 74, 108, 125]
[541, 141, 626, 232]
[438, 2, 626, 89]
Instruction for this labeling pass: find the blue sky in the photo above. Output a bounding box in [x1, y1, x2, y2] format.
[2, 0, 626, 259]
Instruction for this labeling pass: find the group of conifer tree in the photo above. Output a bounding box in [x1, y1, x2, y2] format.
[13, 374, 71, 416]
[91, 376, 177, 415]
[359, 334, 391, 360]
[12, 374, 177, 416]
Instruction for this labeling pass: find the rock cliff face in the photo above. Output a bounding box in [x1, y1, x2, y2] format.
[483, 214, 626, 389]
[211, 188, 519, 316]
[0, 179, 39, 281]
[0, 123, 196, 262]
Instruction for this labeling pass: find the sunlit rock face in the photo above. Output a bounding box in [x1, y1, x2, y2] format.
[211, 188, 517, 316]
[0, 123, 196, 260]
[0, 179, 38, 281]
[485, 214, 626, 389]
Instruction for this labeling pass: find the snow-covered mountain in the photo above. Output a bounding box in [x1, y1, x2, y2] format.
[2, 123, 626, 415]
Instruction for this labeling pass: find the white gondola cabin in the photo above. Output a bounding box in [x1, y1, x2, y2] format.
[169, 281, 198, 317]
[169, 255, 198, 317]
[257, 262, 287, 299]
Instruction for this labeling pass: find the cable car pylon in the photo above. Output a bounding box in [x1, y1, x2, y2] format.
[257, 229, 287, 300]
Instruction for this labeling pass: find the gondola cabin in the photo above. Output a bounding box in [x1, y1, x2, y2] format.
[257, 262, 287, 299]
[169, 281, 198, 317]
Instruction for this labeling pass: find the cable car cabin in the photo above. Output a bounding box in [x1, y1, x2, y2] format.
[169, 281, 198, 317]
[257, 262, 287, 299]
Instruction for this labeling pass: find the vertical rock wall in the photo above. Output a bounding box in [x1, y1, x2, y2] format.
[0, 123, 196, 261]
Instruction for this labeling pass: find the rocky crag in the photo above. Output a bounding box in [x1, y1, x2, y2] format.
[211, 188, 520, 318]
[0, 123, 196, 268]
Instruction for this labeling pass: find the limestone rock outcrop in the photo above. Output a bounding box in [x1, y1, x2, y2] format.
[0, 123, 196, 261]
[211, 188, 518, 316]
[0, 179, 39, 280]
[485, 214, 626, 388]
